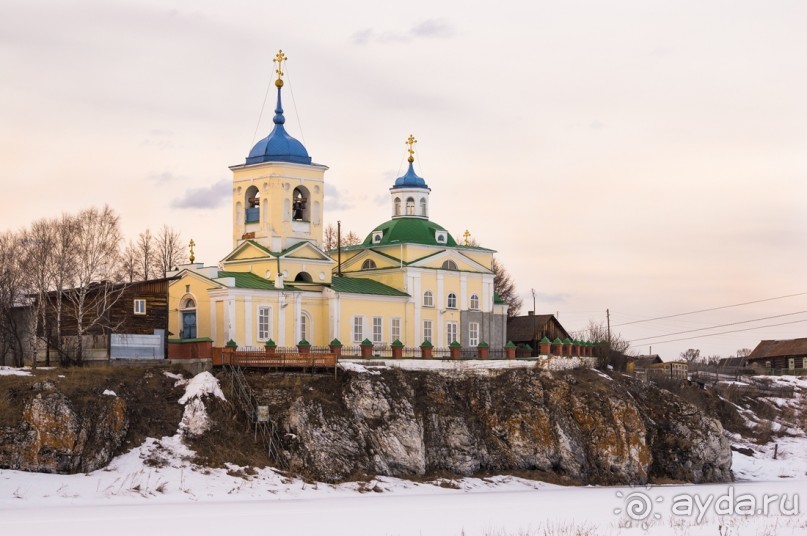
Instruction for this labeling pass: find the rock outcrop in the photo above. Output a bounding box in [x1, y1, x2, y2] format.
[0, 380, 128, 473]
[259, 367, 732, 485]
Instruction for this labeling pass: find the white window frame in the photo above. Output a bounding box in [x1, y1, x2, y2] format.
[133, 298, 146, 315]
[257, 306, 271, 341]
[469, 322, 479, 347]
[353, 316, 364, 343]
[423, 319, 432, 343]
[372, 316, 383, 344]
[447, 292, 457, 309]
[423, 290, 434, 307]
[446, 322, 458, 346]
[300, 311, 311, 343]
[391, 317, 401, 343]
[470, 294, 479, 310]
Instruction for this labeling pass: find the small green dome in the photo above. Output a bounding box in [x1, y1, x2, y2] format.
[363, 217, 457, 247]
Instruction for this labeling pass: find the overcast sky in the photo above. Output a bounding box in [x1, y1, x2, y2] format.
[2, 0, 806, 359]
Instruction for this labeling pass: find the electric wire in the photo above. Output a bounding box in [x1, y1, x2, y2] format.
[284, 64, 306, 147]
[612, 291, 807, 327]
[639, 319, 807, 345]
[629, 310, 807, 343]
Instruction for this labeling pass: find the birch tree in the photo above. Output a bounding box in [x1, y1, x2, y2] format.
[0, 232, 26, 366]
[137, 229, 156, 280]
[64, 206, 124, 363]
[21, 219, 57, 368]
[47, 213, 77, 365]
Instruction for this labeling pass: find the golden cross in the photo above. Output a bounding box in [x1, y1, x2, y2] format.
[463, 229, 471, 246]
[406, 134, 417, 163]
[189, 239, 196, 264]
[274, 50, 287, 86]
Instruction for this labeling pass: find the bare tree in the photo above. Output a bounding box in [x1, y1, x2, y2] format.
[136, 229, 156, 280]
[0, 231, 27, 366]
[47, 213, 77, 365]
[323, 223, 362, 251]
[119, 240, 139, 283]
[155, 225, 183, 276]
[491, 257, 522, 318]
[679, 348, 701, 363]
[736, 348, 752, 358]
[21, 219, 57, 369]
[64, 206, 124, 363]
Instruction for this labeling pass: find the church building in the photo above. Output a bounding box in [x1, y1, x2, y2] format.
[167, 52, 508, 352]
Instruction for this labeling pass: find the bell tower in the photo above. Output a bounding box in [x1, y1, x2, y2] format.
[229, 51, 328, 252]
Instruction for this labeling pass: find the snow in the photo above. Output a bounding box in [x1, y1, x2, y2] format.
[0, 370, 805, 535]
[102, 390, 117, 397]
[0, 366, 32, 376]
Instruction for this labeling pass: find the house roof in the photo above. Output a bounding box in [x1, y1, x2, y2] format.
[329, 277, 409, 297]
[748, 338, 807, 360]
[507, 314, 569, 341]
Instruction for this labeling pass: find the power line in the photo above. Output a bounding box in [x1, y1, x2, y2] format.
[639, 319, 807, 346]
[612, 291, 807, 327]
[629, 311, 807, 343]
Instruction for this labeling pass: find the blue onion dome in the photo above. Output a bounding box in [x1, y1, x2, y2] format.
[391, 161, 429, 189]
[246, 82, 311, 165]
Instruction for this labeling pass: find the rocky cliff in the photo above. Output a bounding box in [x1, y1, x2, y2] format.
[254, 367, 732, 485]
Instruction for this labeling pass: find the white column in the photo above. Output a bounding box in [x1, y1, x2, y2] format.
[278, 294, 286, 346]
[244, 296, 252, 347]
[437, 272, 444, 347]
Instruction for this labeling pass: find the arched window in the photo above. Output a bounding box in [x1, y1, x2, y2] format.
[423, 290, 434, 307]
[245, 185, 259, 223]
[420, 198, 427, 217]
[294, 272, 313, 283]
[394, 197, 401, 216]
[299, 311, 312, 343]
[292, 186, 310, 222]
[361, 259, 377, 270]
[441, 260, 458, 270]
[470, 294, 479, 310]
[180, 295, 197, 339]
[406, 197, 415, 215]
[447, 292, 457, 309]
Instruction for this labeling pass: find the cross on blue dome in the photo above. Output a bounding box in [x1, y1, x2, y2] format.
[246, 80, 311, 165]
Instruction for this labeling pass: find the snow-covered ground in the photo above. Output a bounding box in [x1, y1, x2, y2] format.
[1, 369, 805, 535]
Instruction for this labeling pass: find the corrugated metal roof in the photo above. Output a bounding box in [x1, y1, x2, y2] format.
[748, 338, 807, 360]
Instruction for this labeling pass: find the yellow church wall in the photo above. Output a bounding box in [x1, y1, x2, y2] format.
[335, 296, 408, 345]
[460, 249, 494, 269]
[168, 273, 219, 342]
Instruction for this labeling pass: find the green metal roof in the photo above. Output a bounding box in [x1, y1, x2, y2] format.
[329, 277, 409, 297]
[493, 292, 505, 305]
[217, 271, 287, 290]
[362, 217, 457, 247]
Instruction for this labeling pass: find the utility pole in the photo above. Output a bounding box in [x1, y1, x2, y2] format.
[531, 288, 537, 352]
[337, 220, 342, 277]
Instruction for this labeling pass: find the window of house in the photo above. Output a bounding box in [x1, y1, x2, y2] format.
[372, 317, 383, 344]
[470, 294, 479, 310]
[372, 231, 383, 244]
[789, 358, 795, 369]
[420, 198, 427, 217]
[441, 259, 457, 270]
[391, 318, 401, 342]
[258, 306, 271, 341]
[361, 259, 377, 270]
[435, 231, 447, 244]
[394, 197, 401, 216]
[447, 292, 457, 309]
[423, 290, 434, 307]
[133, 299, 146, 315]
[353, 316, 364, 342]
[423, 320, 432, 343]
[446, 322, 458, 345]
[469, 322, 479, 347]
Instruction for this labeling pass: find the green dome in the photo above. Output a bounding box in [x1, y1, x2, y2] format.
[363, 217, 457, 247]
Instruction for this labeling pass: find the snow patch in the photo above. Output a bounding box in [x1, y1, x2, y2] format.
[102, 390, 117, 397]
[0, 366, 31, 376]
[178, 372, 225, 404]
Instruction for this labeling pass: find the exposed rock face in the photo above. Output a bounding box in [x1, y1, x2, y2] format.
[0, 381, 128, 473]
[261, 368, 732, 485]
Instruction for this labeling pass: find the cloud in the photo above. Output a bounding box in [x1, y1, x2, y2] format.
[171, 179, 230, 209]
[325, 184, 354, 211]
[149, 171, 182, 183]
[590, 120, 604, 130]
[352, 19, 454, 45]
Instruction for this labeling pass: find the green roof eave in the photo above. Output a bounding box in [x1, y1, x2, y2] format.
[328, 276, 409, 297]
